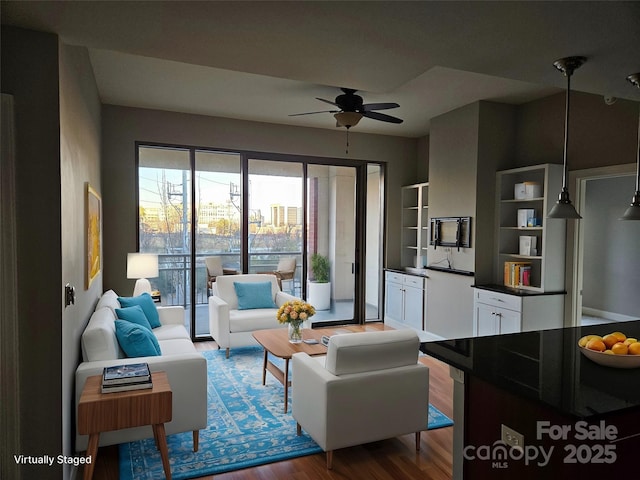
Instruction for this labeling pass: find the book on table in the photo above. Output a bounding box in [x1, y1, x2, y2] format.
[101, 379, 153, 394]
[102, 362, 151, 385]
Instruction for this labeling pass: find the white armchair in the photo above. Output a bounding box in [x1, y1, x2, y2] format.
[292, 329, 429, 469]
[209, 274, 300, 357]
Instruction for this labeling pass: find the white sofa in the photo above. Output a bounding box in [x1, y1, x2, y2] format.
[292, 329, 430, 469]
[209, 274, 300, 357]
[75, 290, 207, 452]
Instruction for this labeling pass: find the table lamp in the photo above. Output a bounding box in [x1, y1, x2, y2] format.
[127, 253, 159, 296]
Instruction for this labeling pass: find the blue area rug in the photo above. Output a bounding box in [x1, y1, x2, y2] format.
[119, 346, 453, 480]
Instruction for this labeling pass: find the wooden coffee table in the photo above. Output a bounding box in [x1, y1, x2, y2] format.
[252, 324, 393, 413]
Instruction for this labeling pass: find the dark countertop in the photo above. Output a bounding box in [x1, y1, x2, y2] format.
[426, 265, 474, 276]
[421, 320, 640, 418]
[384, 267, 429, 277]
[385, 266, 476, 277]
[473, 283, 566, 296]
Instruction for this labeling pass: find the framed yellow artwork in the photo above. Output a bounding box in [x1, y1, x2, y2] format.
[86, 183, 101, 288]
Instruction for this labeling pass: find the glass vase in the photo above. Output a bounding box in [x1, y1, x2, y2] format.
[288, 321, 303, 344]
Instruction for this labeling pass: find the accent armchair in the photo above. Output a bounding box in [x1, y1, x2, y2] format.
[208, 274, 300, 357]
[204, 256, 238, 295]
[258, 257, 296, 293]
[292, 329, 430, 469]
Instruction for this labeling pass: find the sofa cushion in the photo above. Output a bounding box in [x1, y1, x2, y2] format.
[153, 324, 191, 341]
[157, 338, 198, 355]
[96, 289, 120, 314]
[325, 330, 419, 376]
[229, 308, 283, 333]
[116, 305, 153, 331]
[233, 281, 277, 310]
[117, 293, 161, 328]
[114, 320, 162, 357]
[82, 307, 124, 362]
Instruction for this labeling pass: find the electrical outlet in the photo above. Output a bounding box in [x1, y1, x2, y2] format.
[501, 424, 524, 450]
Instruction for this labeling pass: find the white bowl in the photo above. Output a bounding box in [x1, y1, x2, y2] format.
[578, 345, 640, 369]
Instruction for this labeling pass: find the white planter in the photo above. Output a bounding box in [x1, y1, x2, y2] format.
[307, 281, 331, 311]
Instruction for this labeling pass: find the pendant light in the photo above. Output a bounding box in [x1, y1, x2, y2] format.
[548, 56, 587, 219]
[620, 73, 640, 221]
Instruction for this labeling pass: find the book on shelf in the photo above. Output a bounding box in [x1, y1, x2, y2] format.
[101, 379, 153, 394]
[102, 362, 151, 385]
[503, 261, 532, 288]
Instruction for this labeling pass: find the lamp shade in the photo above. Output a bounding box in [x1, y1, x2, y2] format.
[127, 253, 159, 279]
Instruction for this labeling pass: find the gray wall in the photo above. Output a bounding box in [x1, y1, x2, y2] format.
[1, 27, 63, 480]
[1, 28, 102, 480]
[425, 101, 516, 338]
[416, 134, 430, 182]
[101, 105, 418, 295]
[515, 91, 638, 169]
[583, 175, 640, 317]
[59, 43, 102, 468]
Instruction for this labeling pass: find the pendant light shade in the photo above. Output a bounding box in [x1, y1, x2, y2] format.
[547, 56, 586, 219]
[620, 73, 640, 221]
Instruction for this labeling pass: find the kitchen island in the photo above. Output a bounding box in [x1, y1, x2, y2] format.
[421, 320, 640, 479]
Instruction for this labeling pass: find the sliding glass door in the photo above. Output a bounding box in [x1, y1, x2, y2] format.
[247, 159, 303, 295]
[138, 146, 194, 333]
[194, 150, 242, 336]
[138, 143, 385, 338]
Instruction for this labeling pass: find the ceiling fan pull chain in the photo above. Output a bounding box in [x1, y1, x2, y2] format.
[346, 128, 350, 154]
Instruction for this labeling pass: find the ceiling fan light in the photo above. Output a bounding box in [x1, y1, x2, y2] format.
[334, 112, 363, 128]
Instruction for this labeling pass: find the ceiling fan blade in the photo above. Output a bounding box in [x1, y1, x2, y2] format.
[362, 102, 400, 111]
[289, 109, 339, 117]
[316, 97, 340, 107]
[362, 111, 403, 124]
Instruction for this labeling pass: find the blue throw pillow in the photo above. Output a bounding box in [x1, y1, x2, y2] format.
[115, 305, 152, 331]
[233, 281, 277, 310]
[114, 320, 162, 358]
[117, 293, 161, 328]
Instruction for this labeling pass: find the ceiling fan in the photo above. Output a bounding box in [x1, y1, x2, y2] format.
[290, 88, 403, 127]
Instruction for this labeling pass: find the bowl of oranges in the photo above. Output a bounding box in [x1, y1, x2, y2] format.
[578, 331, 640, 368]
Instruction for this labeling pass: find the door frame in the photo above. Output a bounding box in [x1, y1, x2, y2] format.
[567, 163, 636, 326]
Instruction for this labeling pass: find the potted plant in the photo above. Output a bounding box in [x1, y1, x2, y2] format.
[308, 253, 331, 310]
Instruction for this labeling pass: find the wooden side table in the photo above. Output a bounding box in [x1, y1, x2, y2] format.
[78, 371, 173, 480]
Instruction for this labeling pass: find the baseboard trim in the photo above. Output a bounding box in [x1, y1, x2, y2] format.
[582, 307, 637, 323]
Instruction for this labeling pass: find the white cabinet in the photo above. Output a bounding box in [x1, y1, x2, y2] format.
[385, 271, 426, 331]
[401, 183, 429, 270]
[495, 164, 565, 292]
[475, 301, 521, 336]
[473, 288, 564, 337]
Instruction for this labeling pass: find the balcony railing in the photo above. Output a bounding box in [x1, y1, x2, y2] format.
[153, 252, 302, 307]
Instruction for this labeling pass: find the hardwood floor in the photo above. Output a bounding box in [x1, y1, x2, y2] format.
[89, 327, 454, 480]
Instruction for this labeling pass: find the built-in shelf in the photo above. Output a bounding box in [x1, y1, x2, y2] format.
[494, 163, 565, 292]
[401, 182, 429, 269]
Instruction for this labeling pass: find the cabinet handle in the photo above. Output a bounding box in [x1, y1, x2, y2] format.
[491, 297, 505, 303]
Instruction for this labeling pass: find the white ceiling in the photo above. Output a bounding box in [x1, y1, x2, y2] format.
[3, 1, 639, 138]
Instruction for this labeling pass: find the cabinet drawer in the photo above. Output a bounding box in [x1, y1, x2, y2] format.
[403, 275, 425, 289]
[475, 289, 522, 311]
[386, 271, 404, 284]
